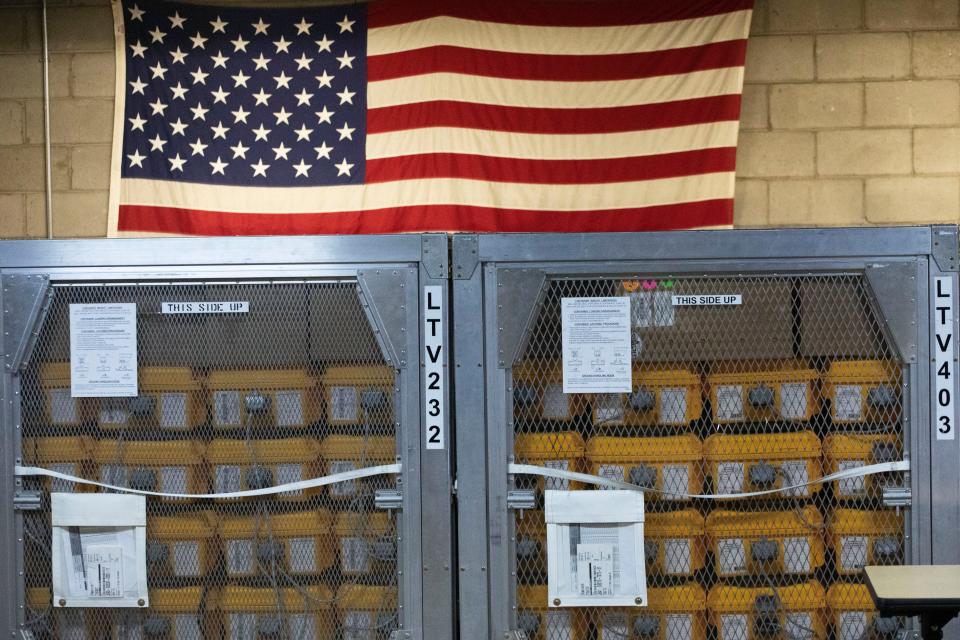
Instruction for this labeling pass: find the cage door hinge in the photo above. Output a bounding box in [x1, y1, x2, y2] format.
[375, 488, 403, 511]
[507, 489, 535, 511]
[505, 631, 531, 640]
[882, 485, 911, 510]
[13, 490, 42, 511]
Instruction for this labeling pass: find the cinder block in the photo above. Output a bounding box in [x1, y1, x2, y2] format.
[816, 33, 911, 80]
[915, 128, 960, 173]
[769, 179, 865, 225]
[866, 177, 960, 223]
[739, 85, 768, 130]
[29, 99, 113, 144]
[866, 0, 959, 30]
[0, 146, 44, 191]
[43, 6, 115, 52]
[51, 190, 108, 237]
[0, 194, 26, 239]
[0, 9, 27, 52]
[744, 36, 814, 82]
[0, 101, 24, 145]
[751, 0, 769, 35]
[51, 145, 71, 191]
[25, 193, 47, 238]
[71, 144, 111, 190]
[913, 32, 960, 78]
[737, 131, 815, 177]
[866, 80, 960, 126]
[733, 179, 768, 226]
[71, 52, 115, 98]
[0, 54, 42, 98]
[817, 129, 913, 176]
[769, 0, 862, 32]
[770, 83, 863, 129]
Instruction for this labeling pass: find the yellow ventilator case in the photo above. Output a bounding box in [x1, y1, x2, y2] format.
[828, 583, 900, 640]
[823, 433, 900, 501]
[219, 510, 334, 579]
[146, 513, 217, 580]
[221, 586, 334, 640]
[206, 369, 321, 430]
[591, 366, 702, 428]
[112, 587, 217, 640]
[27, 588, 98, 639]
[708, 582, 827, 640]
[514, 432, 585, 492]
[318, 435, 396, 500]
[22, 436, 93, 493]
[513, 360, 586, 423]
[707, 361, 820, 424]
[40, 362, 93, 426]
[333, 511, 395, 577]
[703, 431, 822, 499]
[645, 509, 706, 578]
[514, 510, 547, 577]
[335, 585, 399, 640]
[92, 439, 206, 503]
[706, 507, 825, 578]
[823, 360, 900, 425]
[98, 367, 205, 431]
[595, 584, 708, 640]
[206, 438, 322, 503]
[515, 584, 585, 640]
[586, 434, 703, 502]
[319, 365, 394, 426]
[828, 508, 903, 576]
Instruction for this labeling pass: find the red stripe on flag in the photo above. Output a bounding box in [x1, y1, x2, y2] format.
[118, 200, 732, 235]
[368, 0, 754, 28]
[368, 95, 742, 135]
[368, 40, 747, 82]
[365, 149, 737, 184]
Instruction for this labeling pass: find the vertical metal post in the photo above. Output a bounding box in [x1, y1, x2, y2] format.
[40, 0, 53, 238]
[418, 251, 456, 639]
[452, 238, 490, 640]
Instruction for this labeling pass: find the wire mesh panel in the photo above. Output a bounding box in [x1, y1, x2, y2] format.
[20, 280, 402, 640]
[509, 275, 906, 640]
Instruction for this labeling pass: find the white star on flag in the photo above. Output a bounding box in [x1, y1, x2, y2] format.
[170, 47, 188, 64]
[272, 142, 291, 160]
[274, 36, 292, 53]
[251, 158, 270, 176]
[315, 35, 333, 52]
[210, 121, 230, 139]
[170, 118, 189, 135]
[274, 107, 292, 125]
[149, 27, 166, 43]
[127, 149, 146, 167]
[149, 134, 167, 152]
[211, 51, 229, 68]
[211, 86, 230, 104]
[129, 77, 147, 94]
[231, 35, 249, 52]
[231, 71, 250, 88]
[128, 4, 145, 21]
[335, 158, 354, 176]
[230, 141, 249, 159]
[314, 141, 332, 159]
[128, 113, 147, 131]
[210, 16, 228, 33]
[337, 87, 355, 105]
[209, 156, 228, 175]
[252, 124, 271, 141]
[295, 18, 313, 35]
[253, 89, 272, 106]
[337, 15, 355, 33]
[190, 32, 207, 49]
[315, 106, 334, 124]
[232, 106, 250, 124]
[170, 82, 189, 100]
[315, 70, 334, 88]
[190, 103, 209, 120]
[169, 12, 187, 29]
[168, 153, 187, 172]
[252, 18, 270, 35]
[189, 138, 208, 156]
[130, 40, 147, 58]
[293, 159, 312, 177]
[337, 122, 355, 140]
[337, 52, 355, 69]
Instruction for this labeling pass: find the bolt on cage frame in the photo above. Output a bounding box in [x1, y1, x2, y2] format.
[0, 234, 454, 640]
[451, 226, 960, 640]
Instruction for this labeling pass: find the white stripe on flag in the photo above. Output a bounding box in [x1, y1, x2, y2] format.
[367, 122, 740, 160]
[368, 10, 752, 56]
[120, 172, 736, 214]
[368, 67, 745, 109]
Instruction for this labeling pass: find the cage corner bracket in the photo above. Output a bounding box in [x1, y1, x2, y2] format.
[865, 262, 919, 364]
[2, 273, 52, 373]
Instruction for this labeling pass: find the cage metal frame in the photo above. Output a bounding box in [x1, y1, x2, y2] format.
[451, 226, 959, 640]
[0, 234, 455, 640]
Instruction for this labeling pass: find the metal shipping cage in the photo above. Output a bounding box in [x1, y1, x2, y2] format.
[452, 227, 960, 640]
[0, 234, 454, 640]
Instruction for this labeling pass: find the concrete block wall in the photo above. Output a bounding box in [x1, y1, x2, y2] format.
[737, 0, 960, 227]
[1, 0, 959, 237]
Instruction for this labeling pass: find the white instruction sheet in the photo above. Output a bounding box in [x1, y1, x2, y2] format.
[561, 297, 631, 393]
[69, 304, 138, 397]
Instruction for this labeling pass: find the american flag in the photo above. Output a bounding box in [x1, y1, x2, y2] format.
[110, 0, 754, 236]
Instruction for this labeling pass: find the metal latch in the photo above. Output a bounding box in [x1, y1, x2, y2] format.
[507, 489, 535, 511]
[375, 489, 403, 511]
[13, 490, 42, 511]
[882, 485, 911, 511]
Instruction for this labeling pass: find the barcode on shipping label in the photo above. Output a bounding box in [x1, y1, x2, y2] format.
[83, 545, 123, 597]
